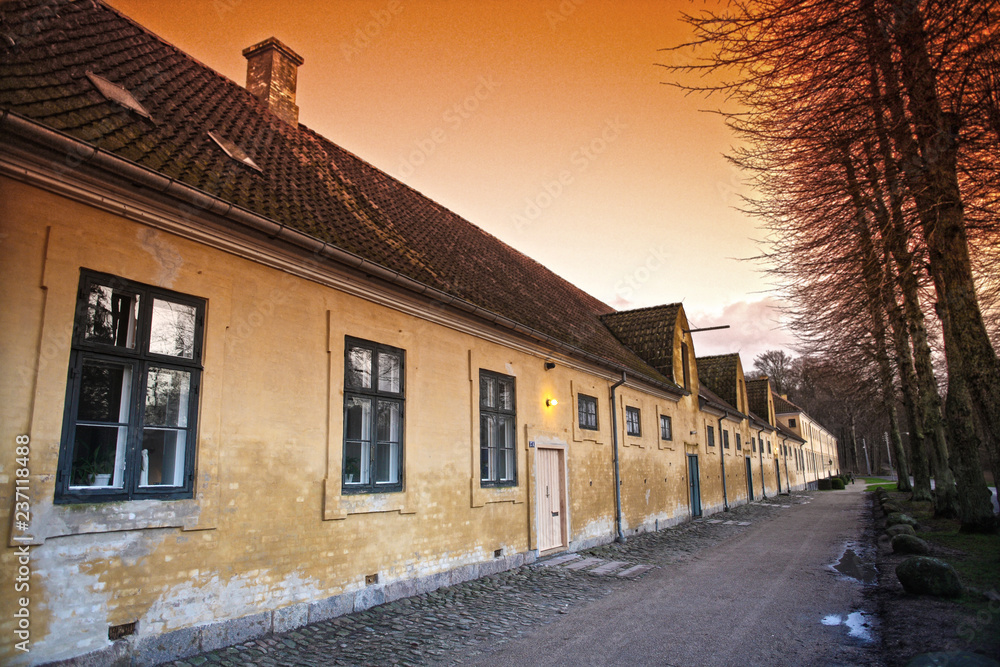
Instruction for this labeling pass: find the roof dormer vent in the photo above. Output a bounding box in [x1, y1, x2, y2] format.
[242, 37, 303, 126]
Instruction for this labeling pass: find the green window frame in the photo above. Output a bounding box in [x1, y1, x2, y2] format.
[480, 370, 516, 487]
[55, 270, 204, 504]
[625, 406, 641, 437]
[578, 394, 598, 430]
[343, 337, 405, 493]
[659, 414, 672, 441]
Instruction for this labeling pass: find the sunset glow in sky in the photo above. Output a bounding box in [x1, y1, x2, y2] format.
[108, 0, 795, 361]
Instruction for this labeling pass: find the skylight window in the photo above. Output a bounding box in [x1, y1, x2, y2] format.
[207, 131, 262, 172]
[85, 71, 153, 120]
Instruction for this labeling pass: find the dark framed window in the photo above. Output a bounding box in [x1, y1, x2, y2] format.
[752, 437, 757, 453]
[56, 270, 204, 503]
[343, 337, 404, 493]
[480, 370, 516, 487]
[660, 414, 672, 441]
[681, 342, 691, 390]
[578, 394, 598, 431]
[736, 433, 742, 450]
[788, 418, 796, 427]
[767, 440, 772, 455]
[722, 429, 730, 449]
[707, 425, 715, 447]
[625, 406, 641, 437]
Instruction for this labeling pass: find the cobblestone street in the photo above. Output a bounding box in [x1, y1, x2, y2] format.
[160, 496, 801, 666]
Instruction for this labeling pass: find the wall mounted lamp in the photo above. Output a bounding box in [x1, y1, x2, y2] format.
[689, 430, 698, 435]
[546, 398, 558, 407]
[544, 361, 556, 370]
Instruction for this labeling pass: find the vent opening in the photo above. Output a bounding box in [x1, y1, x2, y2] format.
[494, 548, 503, 558]
[109, 621, 137, 640]
[365, 573, 379, 586]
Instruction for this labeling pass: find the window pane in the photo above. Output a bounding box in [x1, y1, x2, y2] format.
[376, 400, 402, 443]
[480, 374, 496, 409]
[377, 351, 401, 393]
[498, 378, 513, 411]
[140, 429, 185, 486]
[375, 442, 400, 484]
[480, 414, 494, 481]
[78, 359, 132, 423]
[84, 284, 138, 349]
[500, 416, 514, 482]
[346, 346, 372, 388]
[70, 424, 126, 488]
[345, 396, 372, 441]
[144, 367, 191, 427]
[344, 441, 369, 484]
[148, 299, 197, 358]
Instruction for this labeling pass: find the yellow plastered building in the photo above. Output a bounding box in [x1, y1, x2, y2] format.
[0, 1, 836, 664]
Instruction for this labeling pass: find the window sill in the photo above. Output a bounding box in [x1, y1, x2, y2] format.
[324, 483, 416, 519]
[14, 476, 215, 545]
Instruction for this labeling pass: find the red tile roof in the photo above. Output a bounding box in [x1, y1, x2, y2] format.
[0, 0, 678, 386]
[746, 378, 773, 425]
[600, 304, 682, 384]
[696, 353, 741, 409]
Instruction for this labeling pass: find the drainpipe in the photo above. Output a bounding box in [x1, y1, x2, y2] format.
[781, 436, 791, 495]
[757, 426, 767, 500]
[609, 372, 627, 544]
[718, 411, 730, 511]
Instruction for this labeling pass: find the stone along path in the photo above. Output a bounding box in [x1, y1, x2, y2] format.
[159, 491, 875, 666]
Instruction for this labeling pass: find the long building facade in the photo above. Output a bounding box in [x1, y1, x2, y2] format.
[0, 2, 840, 664]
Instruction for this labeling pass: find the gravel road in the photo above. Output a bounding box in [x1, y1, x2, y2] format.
[464, 485, 880, 667]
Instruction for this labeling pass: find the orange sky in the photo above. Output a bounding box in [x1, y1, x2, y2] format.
[107, 0, 793, 361]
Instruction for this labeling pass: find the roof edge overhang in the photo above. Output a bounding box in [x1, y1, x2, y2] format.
[0, 109, 688, 398]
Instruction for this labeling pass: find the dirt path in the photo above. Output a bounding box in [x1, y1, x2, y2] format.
[466, 487, 881, 667]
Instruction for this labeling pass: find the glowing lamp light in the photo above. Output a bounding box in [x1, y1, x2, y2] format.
[546, 398, 558, 407]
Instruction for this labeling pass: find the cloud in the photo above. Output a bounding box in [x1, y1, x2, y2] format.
[686, 297, 797, 363]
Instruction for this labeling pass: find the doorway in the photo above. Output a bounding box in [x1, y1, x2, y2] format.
[687, 454, 702, 517]
[745, 457, 754, 501]
[536, 448, 566, 552]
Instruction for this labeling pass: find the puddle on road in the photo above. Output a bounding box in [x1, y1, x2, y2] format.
[832, 544, 877, 585]
[820, 611, 875, 643]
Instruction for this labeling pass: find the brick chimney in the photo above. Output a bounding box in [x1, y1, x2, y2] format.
[242, 37, 304, 125]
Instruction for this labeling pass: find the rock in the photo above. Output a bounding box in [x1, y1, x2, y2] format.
[886, 524, 916, 537]
[896, 556, 963, 597]
[905, 651, 1000, 667]
[886, 512, 919, 528]
[892, 534, 931, 555]
[882, 502, 903, 514]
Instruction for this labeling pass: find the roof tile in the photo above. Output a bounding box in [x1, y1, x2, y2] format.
[0, 0, 679, 384]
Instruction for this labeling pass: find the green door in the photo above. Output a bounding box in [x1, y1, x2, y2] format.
[688, 454, 702, 517]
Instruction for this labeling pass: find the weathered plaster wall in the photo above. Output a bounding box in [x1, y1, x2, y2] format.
[1, 177, 725, 664]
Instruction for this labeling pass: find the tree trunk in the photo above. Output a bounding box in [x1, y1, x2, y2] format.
[862, 23, 959, 517]
[863, 0, 997, 529]
[840, 148, 912, 491]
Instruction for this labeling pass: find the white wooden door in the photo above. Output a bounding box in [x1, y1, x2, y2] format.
[537, 448, 565, 551]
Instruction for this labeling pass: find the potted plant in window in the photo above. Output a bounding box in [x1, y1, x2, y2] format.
[73, 444, 114, 486]
[344, 458, 360, 484]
